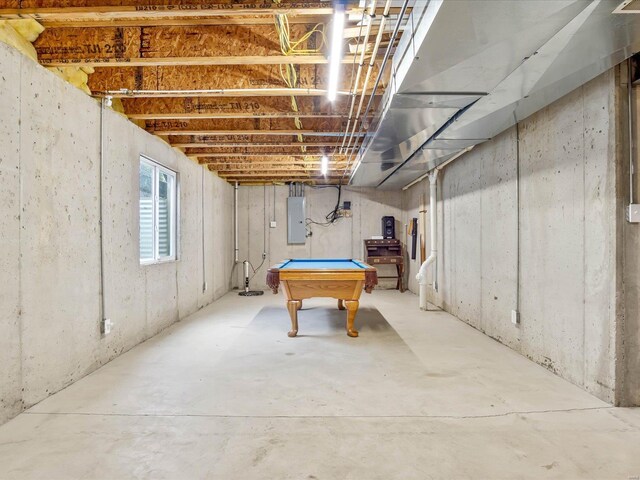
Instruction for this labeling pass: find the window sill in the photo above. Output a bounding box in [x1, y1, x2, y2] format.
[140, 257, 177, 266]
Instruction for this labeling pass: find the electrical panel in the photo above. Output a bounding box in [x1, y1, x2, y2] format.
[287, 196, 306, 244]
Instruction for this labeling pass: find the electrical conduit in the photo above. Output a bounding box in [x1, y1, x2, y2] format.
[234, 181, 239, 264]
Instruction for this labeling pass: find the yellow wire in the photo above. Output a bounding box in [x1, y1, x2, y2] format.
[272, 5, 327, 153]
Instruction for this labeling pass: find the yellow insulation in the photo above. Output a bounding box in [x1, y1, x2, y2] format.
[46, 66, 95, 95]
[110, 97, 126, 115]
[0, 20, 40, 61]
[0, 19, 97, 96]
[7, 19, 45, 42]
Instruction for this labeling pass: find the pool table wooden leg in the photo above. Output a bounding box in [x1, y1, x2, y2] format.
[297, 300, 302, 311]
[344, 300, 359, 338]
[287, 300, 301, 337]
[338, 299, 345, 310]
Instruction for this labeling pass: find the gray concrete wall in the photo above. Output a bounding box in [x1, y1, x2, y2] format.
[403, 70, 624, 404]
[619, 68, 640, 406]
[0, 40, 22, 426]
[0, 42, 234, 425]
[236, 185, 404, 290]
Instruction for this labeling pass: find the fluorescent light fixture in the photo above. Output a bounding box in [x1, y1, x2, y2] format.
[327, 7, 346, 102]
[321, 155, 329, 175]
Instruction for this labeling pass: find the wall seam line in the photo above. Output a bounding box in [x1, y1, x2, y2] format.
[18, 53, 24, 415]
[582, 85, 587, 389]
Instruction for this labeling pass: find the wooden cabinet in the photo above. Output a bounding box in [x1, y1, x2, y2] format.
[364, 239, 405, 292]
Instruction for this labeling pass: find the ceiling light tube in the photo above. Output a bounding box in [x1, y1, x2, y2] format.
[321, 155, 329, 175]
[327, 5, 346, 102]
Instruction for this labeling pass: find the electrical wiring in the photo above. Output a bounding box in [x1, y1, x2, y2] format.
[272, 1, 326, 152]
[245, 185, 269, 282]
[247, 258, 266, 282]
[304, 184, 343, 228]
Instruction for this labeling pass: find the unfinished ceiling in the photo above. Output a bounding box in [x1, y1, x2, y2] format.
[0, 1, 407, 185]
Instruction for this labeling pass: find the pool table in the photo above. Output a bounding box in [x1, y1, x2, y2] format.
[266, 259, 378, 338]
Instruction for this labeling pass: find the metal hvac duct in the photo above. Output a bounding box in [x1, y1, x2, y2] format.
[350, 0, 640, 189]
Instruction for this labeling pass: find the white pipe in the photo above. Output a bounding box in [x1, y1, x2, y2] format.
[416, 171, 437, 310]
[201, 167, 207, 293]
[234, 181, 239, 263]
[99, 97, 107, 324]
[629, 57, 635, 205]
[340, 0, 410, 178]
[342, 1, 391, 153]
[340, 1, 378, 153]
[402, 147, 474, 190]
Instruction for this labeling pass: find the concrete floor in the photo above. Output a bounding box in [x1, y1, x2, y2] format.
[0, 290, 639, 479]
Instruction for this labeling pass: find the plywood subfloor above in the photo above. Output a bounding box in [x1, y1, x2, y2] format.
[0, 1, 404, 184]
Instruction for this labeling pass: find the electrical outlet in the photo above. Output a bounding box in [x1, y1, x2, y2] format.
[270, 221, 277, 228]
[511, 310, 520, 326]
[262, 252, 267, 259]
[627, 204, 640, 223]
[101, 318, 113, 335]
[203, 282, 208, 292]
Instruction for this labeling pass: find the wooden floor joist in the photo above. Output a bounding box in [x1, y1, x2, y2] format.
[200, 157, 349, 165]
[121, 96, 354, 116]
[39, 55, 363, 68]
[93, 88, 363, 98]
[210, 166, 347, 173]
[171, 133, 352, 144]
[155, 130, 319, 136]
[88, 63, 381, 96]
[34, 16, 330, 28]
[0, 4, 405, 22]
[216, 171, 344, 178]
[128, 113, 346, 120]
[149, 117, 346, 133]
[206, 165, 349, 171]
[173, 143, 349, 148]
[12, 1, 404, 185]
[194, 153, 348, 159]
[185, 148, 347, 156]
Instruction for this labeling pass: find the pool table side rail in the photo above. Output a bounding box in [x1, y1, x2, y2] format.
[266, 262, 378, 295]
[276, 259, 369, 270]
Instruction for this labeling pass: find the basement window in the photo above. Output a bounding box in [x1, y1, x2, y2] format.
[139, 156, 177, 264]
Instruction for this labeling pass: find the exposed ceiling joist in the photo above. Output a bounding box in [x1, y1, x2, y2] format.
[173, 143, 348, 148]
[33, 16, 329, 28]
[39, 55, 362, 68]
[215, 171, 344, 177]
[198, 156, 349, 164]
[88, 63, 381, 96]
[171, 133, 355, 144]
[186, 148, 347, 156]
[11, 1, 404, 185]
[121, 95, 353, 115]
[194, 153, 348, 159]
[156, 129, 320, 136]
[211, 165, 347, 172]
[222, 180, 342, 185]
[128, 113, 346, 120]
[206, 164, 349, 169]
[94, 88, 362, 98]
[0, 4, 405, 22]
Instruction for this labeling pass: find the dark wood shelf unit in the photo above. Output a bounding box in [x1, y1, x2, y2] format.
[364, 239, 405, 292]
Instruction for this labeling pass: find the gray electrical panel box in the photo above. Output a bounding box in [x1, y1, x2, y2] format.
[287, 196, 306, 244]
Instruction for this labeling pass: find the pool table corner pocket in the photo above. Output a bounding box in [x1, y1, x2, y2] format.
[267, 268, 280, 294]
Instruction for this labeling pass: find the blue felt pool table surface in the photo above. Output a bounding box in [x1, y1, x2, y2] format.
[278, 259, 367, 270]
